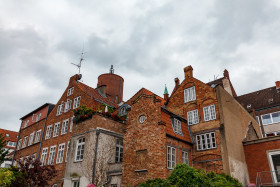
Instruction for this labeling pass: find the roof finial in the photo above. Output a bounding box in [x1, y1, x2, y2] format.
[110, 65, 114, 74]
[164, 84, 169, 95]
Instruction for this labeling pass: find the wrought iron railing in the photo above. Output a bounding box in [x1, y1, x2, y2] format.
[256, 170, 280, 186]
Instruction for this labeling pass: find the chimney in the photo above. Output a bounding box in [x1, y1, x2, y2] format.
[224, 69, 229, 79]
[184, 66, 193, 79]
[276, 81, 280, 89]
[164, 85, 169, 101]
[69, 74, 81, 84]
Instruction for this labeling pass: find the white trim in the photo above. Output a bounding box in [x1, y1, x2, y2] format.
[184, 86, 196, 103]
[203, 104, 216, 122]
[48, 145, 56, 165]
[187, 109, 199, 125]
[45, 125, 53, 140]
[167, 145, 176, 169]
[53, 122, 60, 137]
[75, 137, 85, 162]
[268, 150, 280, 183]
[61, 119, 69, 135]
[196, 132, 217, 151]
[41, 147, 48, 166]
[56, 143, 65, 164]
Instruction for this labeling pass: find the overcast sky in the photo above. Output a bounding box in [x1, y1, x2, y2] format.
[1, 0, 280, 131]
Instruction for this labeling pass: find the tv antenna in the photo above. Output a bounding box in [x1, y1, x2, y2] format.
[71, 52, 84, 75]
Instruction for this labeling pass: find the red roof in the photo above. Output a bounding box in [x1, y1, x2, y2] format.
[77, 82, 119, 108]
[0, 128, 18, 149]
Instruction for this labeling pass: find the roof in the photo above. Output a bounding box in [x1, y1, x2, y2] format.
[0, 128, 18, 148]
[20, 103, 55, 120]
[206, 77, 237, 97]
[236, 86, 280, 111]
[77, 82, 119, 108]
[126, 87, 165, 106]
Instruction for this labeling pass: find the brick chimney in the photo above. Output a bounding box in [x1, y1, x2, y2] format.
[69, 74, 81, 84]
[184, 66, 193, 79]
[276, 81, 280, 89]
[224, 69, 229, 79]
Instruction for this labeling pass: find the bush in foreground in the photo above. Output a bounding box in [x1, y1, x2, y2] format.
[139, 164, 242, 187]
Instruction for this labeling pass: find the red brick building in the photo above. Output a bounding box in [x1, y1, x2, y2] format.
[0, 128, 18, 168]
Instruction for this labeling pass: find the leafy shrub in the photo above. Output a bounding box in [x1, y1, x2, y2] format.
[139, 164, 243, 187]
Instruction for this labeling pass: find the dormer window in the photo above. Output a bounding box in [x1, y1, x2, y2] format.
[67, 87, 74, 96]
[172, 118, 183, 135]
[119, 107, 127, 116]
[6, 133, 9, 137]
[247, 104, 252, 109]
[184, 86, 196, 103]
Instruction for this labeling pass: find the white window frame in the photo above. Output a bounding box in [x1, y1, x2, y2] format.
[72, 181, 80, 187]
[56, 103, 64, 116]
[268, 150, 280, 183]
[64, 99, 72, 113]
[22, 136, 28, 148]
[17, 139, 22, 150]
[182, 151, 189, 165]
[172, 118, 183, 135]
[45, 125, 53, 140]
[34, 129, 42, 143]
[67, 87, 74, 96]
[53, 122, 60, 137]
[167, 146, 176, 169]
[203, 104, 216, 122]
[196, 132, 217, 151]
[75, 137, 85, 162]
[36, 113, 41, 122]
[256, 116, 260, 126]
[261, 111, 280, 125]
[56, 143, 65, 164]
[187, 109, 199, 125]
[61, 119, 69, 135]
[73, 96, 81, 109]
[184, 86, 196, 103]
[115, 139, 123, 163]
[48, 145, 56, 165]
[28, 132, 35, 146]
[41, 147, 48, 166]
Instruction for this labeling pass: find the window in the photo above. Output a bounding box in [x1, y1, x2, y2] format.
[203, 104, 216, 121]
[7, 141, 16, 147]
[196, 132, 217, 151]
[64, 99, 72, 113]
[56, 103, 64, 116]
[34, 130, 42, 143]
[67, 87, 74, 96]
[73, 96, 81, 109]
[56, 143, 65, 164]
[17, 139, 22, 150]
[61, 119, 69, 135]
[41, 147, 48, 165]
[73, 181, 80, 187]
[268, 151, 280, 183]
[172, 118, 183, 135]
[139, 115, 146, 123]
[23, 120, 29, 128]
[187, 109, 199, 125]
[28, 132, 35, 146]
[75, 137, 85, 161]
[32, 153, 37, 160]
[22, 136, 28, 148]
[256, 116, 260, 125]
[167, 146, 176, 169]
[53, 123, 60, 137]
[36, 113, 41, 122]
[115, 139, 123, 163]
[45, 125, 53, 139]
[48, 145, 56, 165]
[182, 151, 189, 165]
[69, 116, 74, 132]
[184, 86, 196, 103]
[261, 111, 280, 125]
[119, 107, 126, 116]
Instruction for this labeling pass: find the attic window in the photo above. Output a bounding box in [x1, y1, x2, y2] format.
[247, 104, 252, 109]
[139, 115, 146, 124]
[268, 98, 273, 104]
[6, 133, 9, 137]
[171, 118, 183, 135]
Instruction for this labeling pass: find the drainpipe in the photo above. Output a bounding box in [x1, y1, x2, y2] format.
[92, 129, 101, 185]
[11, 126, 22, 166]
[37, 105, 51, 160]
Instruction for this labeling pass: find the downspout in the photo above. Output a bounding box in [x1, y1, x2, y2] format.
[92, 129, 101, 185]
[11, 126, 22, 165]
[37, 105, 51, 159]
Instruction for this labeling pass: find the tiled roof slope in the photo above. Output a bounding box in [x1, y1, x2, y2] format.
[77, 82, 118, 108]
[0, 128, 18, 149]
[126, 88, 165, 106]
[236, 86, 280, 110]
[161, 108, 193, 144]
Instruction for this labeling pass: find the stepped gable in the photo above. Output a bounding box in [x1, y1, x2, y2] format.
[126, 87, 165, 106]
[237, 86, 280, 110]
[77, 81, 118, 108]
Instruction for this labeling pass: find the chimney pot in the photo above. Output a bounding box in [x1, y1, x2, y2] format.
[184, 66, 193, 79]
[276, 81, 280, 89]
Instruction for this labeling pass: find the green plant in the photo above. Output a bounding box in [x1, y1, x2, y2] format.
[0, 134, 9, 165]
[0, 168, 17, 186]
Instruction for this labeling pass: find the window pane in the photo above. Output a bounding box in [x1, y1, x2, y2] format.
[262, 114, 272, 125]
[272, 112, 280, 123]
